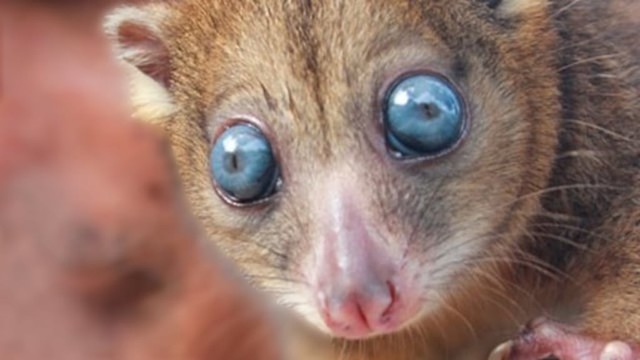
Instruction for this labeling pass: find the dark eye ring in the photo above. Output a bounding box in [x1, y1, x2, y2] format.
[382, 72, 468, 160]
[210, 119, 280, 206]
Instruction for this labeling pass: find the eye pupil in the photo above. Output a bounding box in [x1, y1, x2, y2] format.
[420, 103, 440, 119]
[384, 74, 465, 158]
[227, 153, 241, 172]
[210, 123, 279, 204]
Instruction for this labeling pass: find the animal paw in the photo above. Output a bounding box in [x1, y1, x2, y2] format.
[488, 317, 639, 360]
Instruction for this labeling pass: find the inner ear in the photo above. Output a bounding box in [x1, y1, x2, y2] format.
[105, 6, 170, 87]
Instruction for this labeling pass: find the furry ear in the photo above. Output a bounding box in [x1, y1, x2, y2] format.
[104, 5, 176, 123]
[105, 5, 170, 86]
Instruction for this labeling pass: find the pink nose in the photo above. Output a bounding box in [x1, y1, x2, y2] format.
[312, 191, 415, 339]
[319, 279, 400, 338]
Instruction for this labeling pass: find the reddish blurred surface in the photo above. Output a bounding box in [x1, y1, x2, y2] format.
[0, 2, 283, 360]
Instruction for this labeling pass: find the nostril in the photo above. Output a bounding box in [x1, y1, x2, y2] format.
[382, 280, 398, 316]
[355, 301, 370, 328]
[388, 281, 397, 303]
[378, 282, 396, 325]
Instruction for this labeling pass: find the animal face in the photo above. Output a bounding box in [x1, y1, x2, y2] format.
[107, 0, 561, 340]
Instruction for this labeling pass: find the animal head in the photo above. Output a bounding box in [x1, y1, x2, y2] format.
[106, 0, 560, 340]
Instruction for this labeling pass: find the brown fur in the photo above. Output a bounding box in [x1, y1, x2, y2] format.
[105, 0, 639, 358]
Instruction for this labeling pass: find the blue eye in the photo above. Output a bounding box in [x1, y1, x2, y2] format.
[210, 123, 279, 204]
[384, 74, 466, 158]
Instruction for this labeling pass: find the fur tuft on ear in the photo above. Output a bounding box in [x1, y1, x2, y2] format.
[104, 5, 176, 123]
